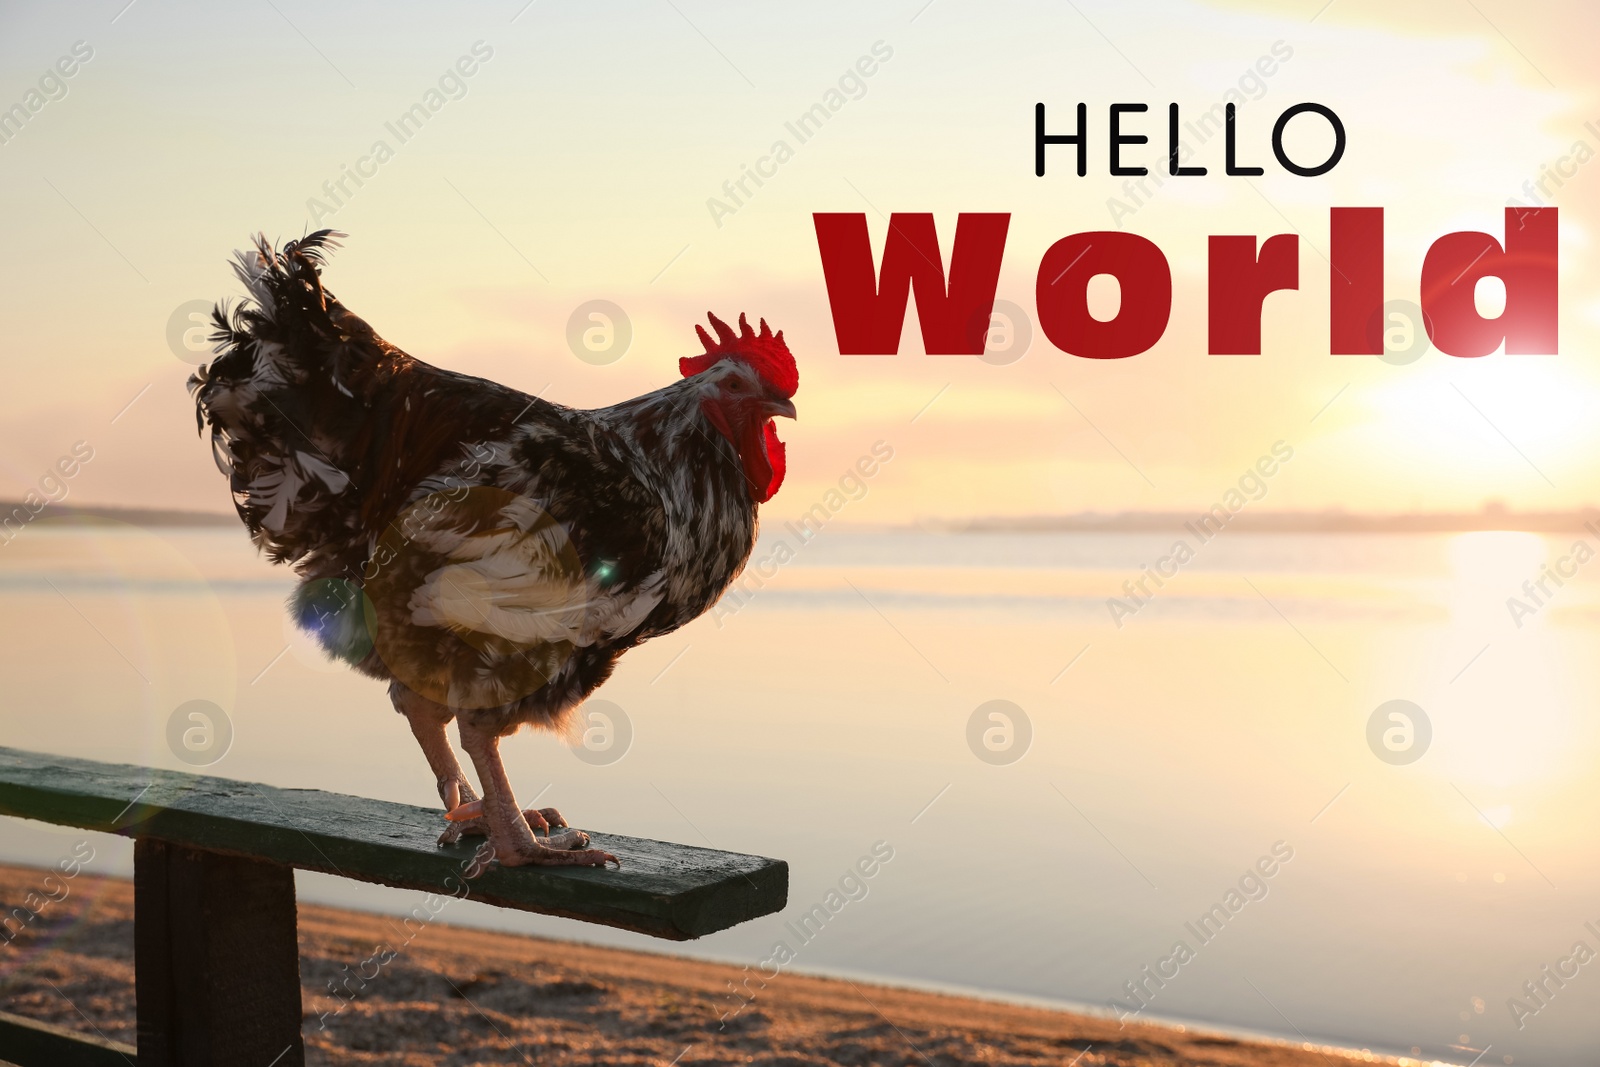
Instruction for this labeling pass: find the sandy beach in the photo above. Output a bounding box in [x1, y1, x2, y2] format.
[0, 862, 1406, 1066]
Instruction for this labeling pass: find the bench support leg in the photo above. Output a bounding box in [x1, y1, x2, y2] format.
[134, 838, 305, 1067]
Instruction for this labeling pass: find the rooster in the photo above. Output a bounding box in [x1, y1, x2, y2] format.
[189, 231, 797, 869]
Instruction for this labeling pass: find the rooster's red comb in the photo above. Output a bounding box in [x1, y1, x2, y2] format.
[679, 312, 797, 398]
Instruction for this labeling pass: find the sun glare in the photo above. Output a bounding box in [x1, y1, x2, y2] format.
[1439, 531, 1572, 786]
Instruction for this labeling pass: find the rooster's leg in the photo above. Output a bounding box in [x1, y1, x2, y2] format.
[394, 687, 566, 844]
[394, 686, 483, 846]
[457, 718, 618, 869]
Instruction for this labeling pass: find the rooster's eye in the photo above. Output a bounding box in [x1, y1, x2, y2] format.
[726, 380, 743, 391]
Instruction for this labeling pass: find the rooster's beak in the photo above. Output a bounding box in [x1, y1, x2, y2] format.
[761, 397, 797, 420]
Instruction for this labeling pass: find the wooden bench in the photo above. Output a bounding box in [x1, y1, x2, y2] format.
[0, 746, 787, 1066]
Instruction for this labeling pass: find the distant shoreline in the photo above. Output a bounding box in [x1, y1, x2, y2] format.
[2, 500, 235, 528]
[912, 509, 1600, 535]
[10, 500, 1597, 536]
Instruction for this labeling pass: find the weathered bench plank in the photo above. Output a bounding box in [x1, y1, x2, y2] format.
[0, 1011, 136, 1067]
[0, 747, 785, 940]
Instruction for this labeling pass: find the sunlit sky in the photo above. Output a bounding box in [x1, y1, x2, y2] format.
[1, 0, 1598, 524]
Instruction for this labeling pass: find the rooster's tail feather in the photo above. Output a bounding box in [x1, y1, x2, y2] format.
[189, 230, 380, 567]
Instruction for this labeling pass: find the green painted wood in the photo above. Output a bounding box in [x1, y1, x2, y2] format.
[0, 1010, 137, 1067]
[0, 747, 785, 940]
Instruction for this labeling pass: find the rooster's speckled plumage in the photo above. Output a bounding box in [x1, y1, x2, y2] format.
[188, 231, 798, 867]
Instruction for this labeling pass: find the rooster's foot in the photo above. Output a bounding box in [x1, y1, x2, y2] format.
[440, 800, 576, 847]
[447, 821, 608, 862]
[454, 720, 619, 871]
[492, 838, 619, 869]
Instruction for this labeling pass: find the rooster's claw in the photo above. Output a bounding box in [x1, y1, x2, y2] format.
[444, 799, 484, 822]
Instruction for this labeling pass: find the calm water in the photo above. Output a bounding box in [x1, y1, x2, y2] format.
[2, 518, 1598, 1065]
